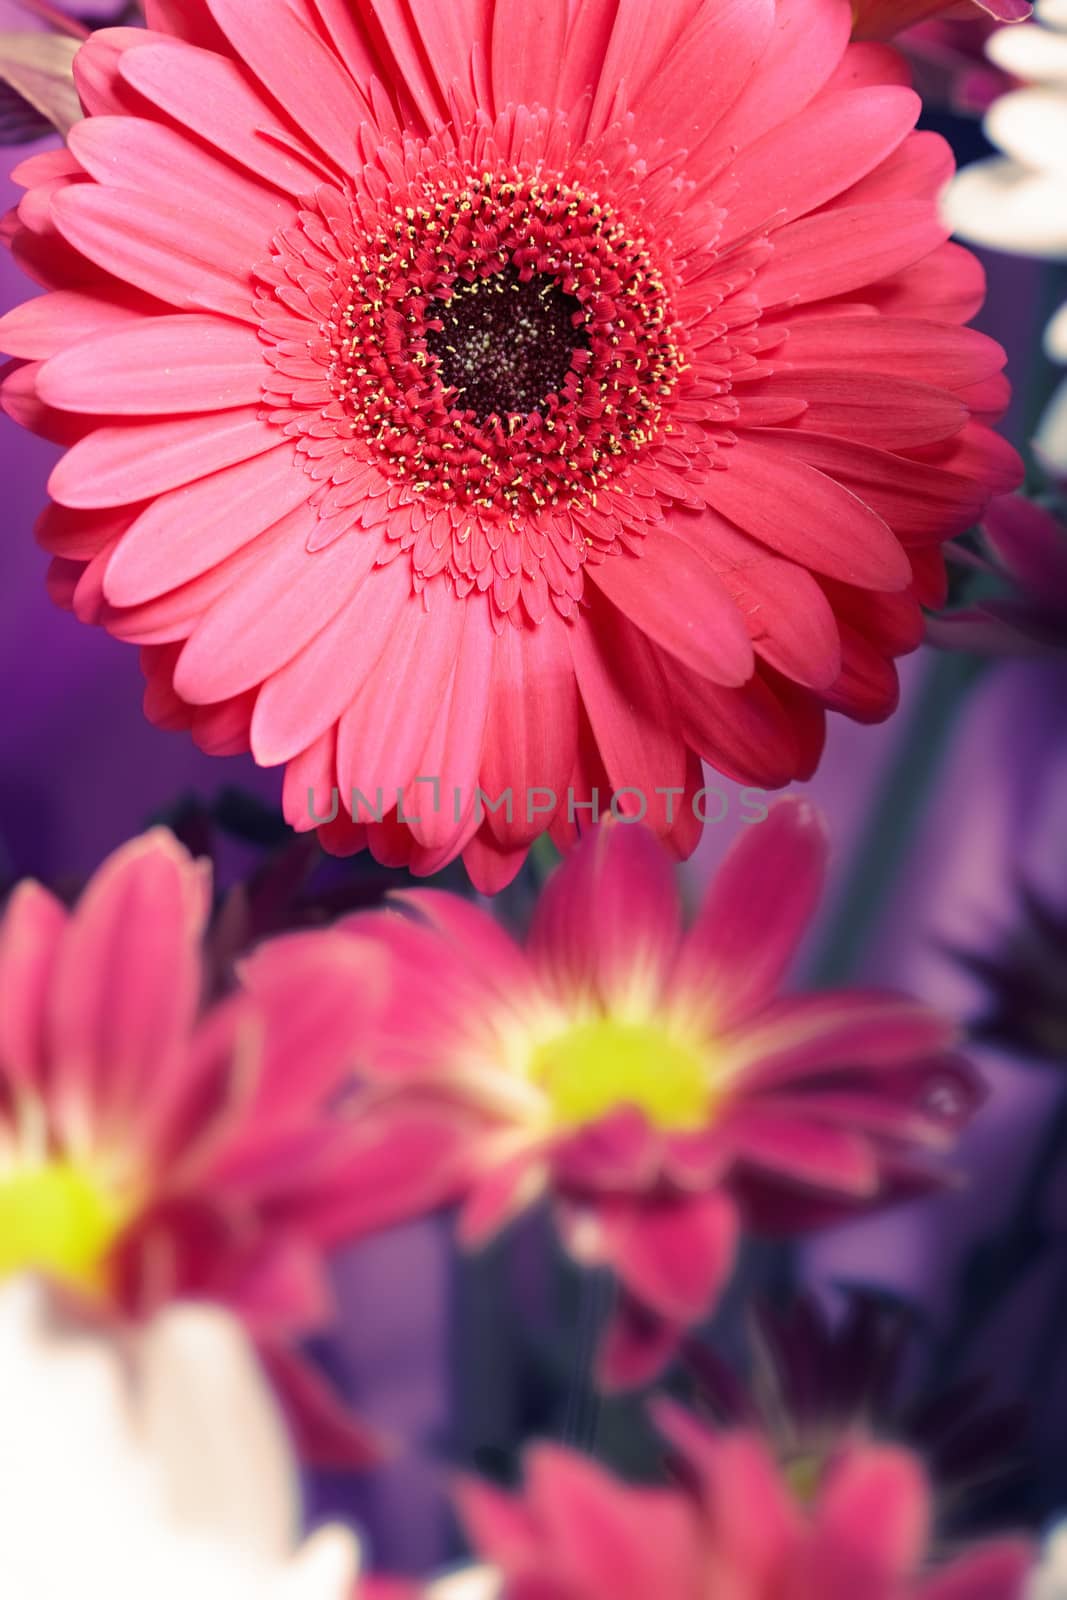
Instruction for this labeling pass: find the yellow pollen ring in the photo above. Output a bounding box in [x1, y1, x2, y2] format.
[529, 1015, 713, 1132]
[0, 1158, 127, 1296]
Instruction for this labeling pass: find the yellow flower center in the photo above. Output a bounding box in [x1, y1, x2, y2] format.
[531, 1016, 712, 1131]
[784, 1451, 828, 1507]
[0, 1158, 124, 1295]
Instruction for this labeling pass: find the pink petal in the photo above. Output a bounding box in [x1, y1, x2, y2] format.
[458, 1152, 549, 1248]
[665, 661, 803, 788]
[590, 1190, 739, 1324]
[745, 429, 988, 545]
[260, 1343, 384, 1470]
[239, 928, 384, 1119]
[454, 1476, 542, 1570]
[552, 1107, 663, 1192]
[703, 439, 911, 590]
[916, 1544, 1033, 1600]
[104, 448, 309, 606]
[587, 538, 754, 687]
[141, 0, 230, 50]
[678, 509, 841, 689]
[528, 820, 682, 1010]
[596, 1291, 686, 1390]
[36, 315, 266, 416]
[491, 0, 566, 109]
[336, 594, 464, 814]
[51, 183, 260, 323]
[568, 598, 687, 822]
[118, 40, 327, 195]
[46, 829, 210, 1134]
[983, 495, 1067, 597]
[206, 0, 370, 171]
[402, 597, 495, 854]
[727, 1112, 881, 1196]
[671, 797, 827, 1027]
[732, 992, 958, 1090]
[176, 510, 385, 705]
[0, 285, 162, 361]
[301, 1106, 479, 1244]
[705, 0, 851, 155]
[250, 547, 408, 768]
[718, 86, 920, 247]
[652, 1408, 803, 1579]
[0, 881, 67, 1088]
[50, 408, 280, 510]
[479, 615, 580, 847]
[526, 1443, 697, 1599]
[756, 201, 949, 309]
[779, 316, 1005, 391]
[746, 371, 967, 450]
[860, 241, 988, 326]
[625, 0, 776, 157]
[811, 1445, 930, 1596]
[68, 112, 291, 239]
[392, 889, 535, 1003]
[462, 829, 530, 895]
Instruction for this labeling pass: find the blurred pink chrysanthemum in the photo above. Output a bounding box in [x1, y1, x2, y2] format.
[333, 801, 983, 1386]
[0, 0, 1021, 890]
[457, 1408, 1033, 1600]
[0, 828, 448, 1461]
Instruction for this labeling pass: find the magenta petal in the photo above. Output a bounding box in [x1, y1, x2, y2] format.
[593, 1190, 739, 1324]
[916, 1543, 1033, 1600]
[0, 881, 67, 1090]
[457, 1151, 548, 1248]
[671, 797, 828, 1028]
[259, 1341, 386, 1470]
[528, 820, 683, 1010]
[552, 1107, 663, 1191]
[810, 1445, 929, 1596]
[728, 1112, 880, 1197]
[46, 829, 210, 1131]
[596, 1291, 684, 1390]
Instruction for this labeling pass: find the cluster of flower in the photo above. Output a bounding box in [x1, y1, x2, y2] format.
[0, 0, 1064, 1594]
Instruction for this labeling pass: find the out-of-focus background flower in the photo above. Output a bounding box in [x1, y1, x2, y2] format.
[0, 0, 1065, 1588]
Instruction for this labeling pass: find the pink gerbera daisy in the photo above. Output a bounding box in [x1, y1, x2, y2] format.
[0, 828, 450, 1460]
[324, 801, 983, 1386]
[456, 1407, 1033, 1600]
[0, 0, 1021, 891]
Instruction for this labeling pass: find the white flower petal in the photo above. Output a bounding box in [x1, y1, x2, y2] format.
[1038, 0, 1067, 30]
[985, 87, 1067, 175]
[427, 1567, 503, 1600]
[942, 159, 1067, 255]
[0, 1279, 354, 1600]
[273, 1528, 361, 1600]
[137, 1304, 300, 1563]
[1027, 1522, 1067, 1599]
[1035, 377, 1067, 475]
[1044, 299, 1067, 361]
[987, 21, 1067, 81]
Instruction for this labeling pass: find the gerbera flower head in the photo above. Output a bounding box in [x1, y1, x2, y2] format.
[0, 0, 1021, 890]
[456, 1406, 1034, 1600]
[0, 828, 447, 1459]
[330, 800, 983, 1386]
